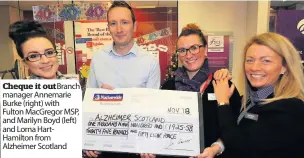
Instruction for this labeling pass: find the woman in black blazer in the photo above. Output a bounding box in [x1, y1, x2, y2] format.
[200, 32, 304, 158]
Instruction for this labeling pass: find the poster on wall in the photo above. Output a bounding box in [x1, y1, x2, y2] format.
[205, 34, 231, 73]
[75, 21, 112, 58]
[276, 10, 304, 63]
[74, 20, 113, 78]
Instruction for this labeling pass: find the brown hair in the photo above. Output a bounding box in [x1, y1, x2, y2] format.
[107, 1, 136, 24]
[9, 20, 53, 59]
[178, 23, 207, 47]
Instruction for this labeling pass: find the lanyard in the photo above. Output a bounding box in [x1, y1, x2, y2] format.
[200, 74, 213, 94]
[237, 98, 259, 124]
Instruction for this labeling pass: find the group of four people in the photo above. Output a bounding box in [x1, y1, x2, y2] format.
[8, 1, 304, 158]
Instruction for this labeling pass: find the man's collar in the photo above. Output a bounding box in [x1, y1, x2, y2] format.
[109, 41, 138, 56]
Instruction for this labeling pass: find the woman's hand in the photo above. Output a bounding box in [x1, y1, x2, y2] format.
[189, 145, 220, 158]
[212, 78, 235, 104]
[213, 68, 232, 80]
[83, 150, 101, 158]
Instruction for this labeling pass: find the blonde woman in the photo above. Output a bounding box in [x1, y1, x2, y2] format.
[199, 32, 304, 158]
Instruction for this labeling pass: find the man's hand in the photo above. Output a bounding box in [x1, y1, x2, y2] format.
[100, 83, 114, 90]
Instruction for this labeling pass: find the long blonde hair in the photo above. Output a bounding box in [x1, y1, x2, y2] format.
[240, 32, 304, 107]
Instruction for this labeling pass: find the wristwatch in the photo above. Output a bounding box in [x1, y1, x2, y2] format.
[211, 141, 225, 155]
[218, 102, 229, 106]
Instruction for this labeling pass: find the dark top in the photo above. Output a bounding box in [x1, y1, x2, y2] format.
[219, 96, 304, 158]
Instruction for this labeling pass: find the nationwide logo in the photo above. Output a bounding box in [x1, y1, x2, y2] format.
[297, 19, 304, 35]
[93, 94, 123, 101]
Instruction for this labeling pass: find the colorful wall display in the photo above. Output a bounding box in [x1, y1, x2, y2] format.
[276, 10, 304, 63]
[33, 3, 109, 22]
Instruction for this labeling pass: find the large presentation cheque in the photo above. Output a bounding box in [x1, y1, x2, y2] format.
[82, 88, 204, 156]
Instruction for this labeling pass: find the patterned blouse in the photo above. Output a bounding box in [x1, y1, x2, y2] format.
[28, 71, 66, 79]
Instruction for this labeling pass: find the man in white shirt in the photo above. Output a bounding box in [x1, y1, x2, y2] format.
[86, 1, 160, 90]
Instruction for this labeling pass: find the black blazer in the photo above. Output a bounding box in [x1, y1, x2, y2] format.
[218, 97, 304, 158]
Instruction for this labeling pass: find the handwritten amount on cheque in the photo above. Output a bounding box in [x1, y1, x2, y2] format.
[86, 114, 194, 140]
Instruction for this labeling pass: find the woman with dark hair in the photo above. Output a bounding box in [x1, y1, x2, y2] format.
[9, 20, 63, 79]
[140, 24, 241, 158]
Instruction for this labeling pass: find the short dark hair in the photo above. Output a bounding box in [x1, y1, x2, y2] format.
[178, 23, 207, 47]
[107, 1, 136, 23]
[9, 20, 53, 59]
